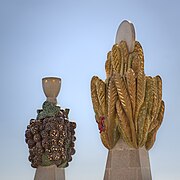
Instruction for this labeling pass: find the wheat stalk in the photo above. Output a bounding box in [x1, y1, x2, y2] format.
[114, 73, 137, 147]
[119, 41, 129, 74]
[96, 78, 106, 115]
[126, 68, 136, 118]
[139, 77, 154, 146]
[107, 77, 119, 147]
[134, 41, 144, 72]
[91, 76, 102, 119]
[116, 100, 132, 146]
[111, 44, 121, 73]
[135, 70, 146, 131]
[145, 101, 165, 150]
[105, 51, 113, 78]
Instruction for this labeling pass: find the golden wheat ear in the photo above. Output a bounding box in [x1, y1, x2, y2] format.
[116, 100, 132, 146]
[96, 78, 106, 115]
[107, 77, 119, 148]
[145, 100, 165, 150]
[111, 44, 121, 73]
[91, 76, 102, 119]
[105, 51, 113, 78]
[126, 68, 136, 118]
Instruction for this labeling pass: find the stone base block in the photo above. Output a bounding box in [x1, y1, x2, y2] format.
[104, 138, 152, 180]
[34, 165, 65, 180]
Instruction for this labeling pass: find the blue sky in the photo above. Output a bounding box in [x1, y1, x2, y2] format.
[0, 0, 180, 179]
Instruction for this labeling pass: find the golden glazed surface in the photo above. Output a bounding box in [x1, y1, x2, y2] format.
[91, 41, 164, 150]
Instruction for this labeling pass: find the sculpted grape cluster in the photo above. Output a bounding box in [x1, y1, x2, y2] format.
[25, 101, 76, 168]
[91, 41, 164, 150]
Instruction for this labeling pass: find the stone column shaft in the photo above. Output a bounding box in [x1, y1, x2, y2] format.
[104, 138, 152, 180]
[34, 165, 65, 180]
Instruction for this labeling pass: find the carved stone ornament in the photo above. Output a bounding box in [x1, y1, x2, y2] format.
[91, 21, 165, 150]
[25, 77, 76, 168]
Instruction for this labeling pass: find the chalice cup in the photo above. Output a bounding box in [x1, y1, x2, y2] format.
[42, 77, 61, 105]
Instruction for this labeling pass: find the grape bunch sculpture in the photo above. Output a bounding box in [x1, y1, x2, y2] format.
[91, 41, 165, 150]
[25, 101, 76, 168]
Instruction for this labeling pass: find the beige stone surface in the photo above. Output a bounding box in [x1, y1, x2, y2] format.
[34, 165, 65, 180]
[104, 138, 152, 180]
[115, 20, 135, 53]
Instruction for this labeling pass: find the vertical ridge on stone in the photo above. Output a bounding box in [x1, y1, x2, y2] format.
[34, 165, 65, 180]
[103, 138, 152, 180]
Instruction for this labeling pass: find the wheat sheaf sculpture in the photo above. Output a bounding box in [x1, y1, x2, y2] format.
[91, 40, 165, 150]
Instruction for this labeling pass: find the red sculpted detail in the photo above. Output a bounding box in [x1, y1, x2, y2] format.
[98, 116, 105, 133]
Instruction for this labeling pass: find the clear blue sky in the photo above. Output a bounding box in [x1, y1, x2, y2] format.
[0, 0, 180, 179]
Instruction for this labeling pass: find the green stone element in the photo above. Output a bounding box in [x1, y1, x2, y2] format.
[41, 153, 68, 168]
[58, 161, 68, 168]
[64, 108, 70, 118]
[37, 101, 61, 119]
[41, 153, 53, 166]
